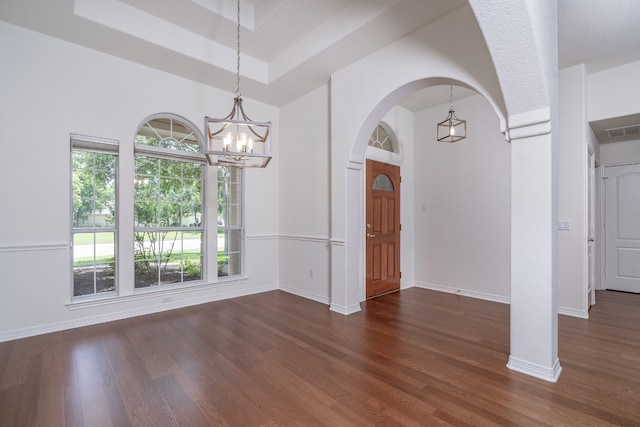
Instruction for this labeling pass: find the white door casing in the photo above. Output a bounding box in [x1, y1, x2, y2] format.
[604, 163, 640, 293]
[588, 148, 596, 305]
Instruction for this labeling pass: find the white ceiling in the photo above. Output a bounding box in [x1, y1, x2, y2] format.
[1, 0, 640, 115]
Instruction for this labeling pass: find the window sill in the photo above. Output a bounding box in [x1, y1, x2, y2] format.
[67, 276, 248, 310]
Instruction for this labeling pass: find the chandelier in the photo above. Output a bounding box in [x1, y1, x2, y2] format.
[437, 85, 466, 143]
[204, 0, 272, 168]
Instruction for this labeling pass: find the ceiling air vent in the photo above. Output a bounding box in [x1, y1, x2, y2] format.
[605, 124, 640, 139]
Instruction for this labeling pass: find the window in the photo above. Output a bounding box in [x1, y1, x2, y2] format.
[70, 113, 244, 300]
[217, 166, 243, 277]
[373, 174, 394, 192]
[134, 115, 205, 288]
[368, 122, 398, 153]
[71, 135, 118, 297]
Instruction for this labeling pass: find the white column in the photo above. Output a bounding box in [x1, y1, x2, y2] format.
[507, 129, 561, 382]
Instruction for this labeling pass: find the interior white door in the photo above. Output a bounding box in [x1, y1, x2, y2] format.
[605, 163, 640, 293]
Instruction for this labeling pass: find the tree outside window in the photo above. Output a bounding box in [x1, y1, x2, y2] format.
[71, 114, 244, 300]
[134, 155, 203, 287]
[134, 116, 204, 288]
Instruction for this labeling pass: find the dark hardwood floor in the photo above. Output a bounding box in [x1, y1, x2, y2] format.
[1, 288, 639, 426]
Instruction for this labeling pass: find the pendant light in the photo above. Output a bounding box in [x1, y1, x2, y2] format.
[204, 0, 272, 168]
[437, 85, 466, 143]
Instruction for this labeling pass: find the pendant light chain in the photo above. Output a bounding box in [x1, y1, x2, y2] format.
[449, 85, 453, 111]
[235, 0, 241, 98]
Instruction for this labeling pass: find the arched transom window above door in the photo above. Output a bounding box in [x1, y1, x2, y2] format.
[368, 122, 398, 153]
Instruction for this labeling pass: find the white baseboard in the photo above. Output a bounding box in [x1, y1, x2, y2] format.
[558, 306, 589, 319]
[0, 284, 275, 343]
[279, 285, 330, 305]
[507, 356, 562, 383]
[414, 282, 590, 319]
[329, 302, 362, 315]
[413, 281, 510, 305]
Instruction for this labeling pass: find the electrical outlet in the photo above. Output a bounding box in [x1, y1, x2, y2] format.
[558, 220, 571, 231]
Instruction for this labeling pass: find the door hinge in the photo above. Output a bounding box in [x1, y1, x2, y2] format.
[399, 224, 402, 231]
[399, 271, 402, 279]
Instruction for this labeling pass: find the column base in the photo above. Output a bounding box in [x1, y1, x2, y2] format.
[507, 355, 562, 382]
[329, 302, 361, 315]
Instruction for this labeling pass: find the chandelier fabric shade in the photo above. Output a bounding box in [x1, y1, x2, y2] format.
[203, 0, 272, 168]
[437, 85, 466, 143]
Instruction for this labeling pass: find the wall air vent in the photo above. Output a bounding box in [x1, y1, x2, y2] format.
[605, 124, 640, 139]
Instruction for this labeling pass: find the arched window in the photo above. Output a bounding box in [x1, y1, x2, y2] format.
[368, 122, 398, 153]
[133, 114, 206, 288]
[135, 115, 201, 152]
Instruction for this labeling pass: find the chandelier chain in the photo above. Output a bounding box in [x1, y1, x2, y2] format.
[235, 0, 241, 98]
[449, 85, 453, 110]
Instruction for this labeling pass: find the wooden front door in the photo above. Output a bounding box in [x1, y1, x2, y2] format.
[366, 159, 401, 298]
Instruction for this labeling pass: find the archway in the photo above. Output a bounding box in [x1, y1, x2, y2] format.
[328, 4, 506, 315]
[330, 77, 504, 312]
[328, 1, 561, 382]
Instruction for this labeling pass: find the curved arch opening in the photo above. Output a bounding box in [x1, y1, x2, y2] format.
[339, 76, 510, 311]
[350, 77, 507, 169]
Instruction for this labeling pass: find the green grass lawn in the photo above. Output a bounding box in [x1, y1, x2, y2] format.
[73, 231, 229, 268]
[73, 231, 205, 245]
[73, 232, 115, 245]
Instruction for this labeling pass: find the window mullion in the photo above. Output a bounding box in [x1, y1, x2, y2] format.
[204, 164, 219, 282]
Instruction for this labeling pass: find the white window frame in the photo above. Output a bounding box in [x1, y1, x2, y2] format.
[70, 134, 119, 300]
[68, 113, 247, 306]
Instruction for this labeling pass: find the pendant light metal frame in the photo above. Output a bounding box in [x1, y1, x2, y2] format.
[204, 0, 272, 168]
[437, 85, 466, 143]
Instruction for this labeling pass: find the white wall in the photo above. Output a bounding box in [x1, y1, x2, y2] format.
[599, 140, 640, 165]
[277, 89, 416, 303]
[406, 75, 591, 316]
[0, 22, 280, 341]
[557, 65, 589, 317]
[413, 93, 511, 302]
[278, 85, 331, 303]
[588, 60, 640, 122]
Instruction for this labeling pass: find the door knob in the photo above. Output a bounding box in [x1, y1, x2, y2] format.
[366, 233, 376, 238]
[588, 237, 595, 242]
